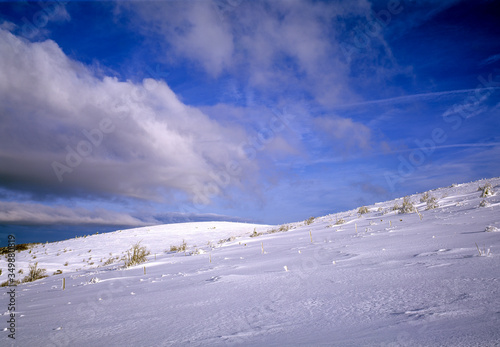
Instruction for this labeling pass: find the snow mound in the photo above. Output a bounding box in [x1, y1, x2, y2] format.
[485, 225, 499, 232]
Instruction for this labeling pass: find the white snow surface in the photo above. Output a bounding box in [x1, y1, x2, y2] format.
[2, 178, 500, 346]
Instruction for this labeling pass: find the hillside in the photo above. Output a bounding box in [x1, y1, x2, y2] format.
[2, 177, 500, 346]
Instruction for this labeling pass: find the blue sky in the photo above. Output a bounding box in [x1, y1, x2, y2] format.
[0, 0, 499, 244]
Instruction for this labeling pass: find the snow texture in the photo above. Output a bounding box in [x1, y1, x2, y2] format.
[1, 178, 500, 346]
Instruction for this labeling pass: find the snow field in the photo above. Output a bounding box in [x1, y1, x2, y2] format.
[1, 177, 500, 346]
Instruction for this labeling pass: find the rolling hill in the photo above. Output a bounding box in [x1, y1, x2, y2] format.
[2, 177, 500, 346]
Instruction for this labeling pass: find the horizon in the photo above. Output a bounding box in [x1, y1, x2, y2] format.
[1, 0, 499, 245]
[1, 175, 496, 246]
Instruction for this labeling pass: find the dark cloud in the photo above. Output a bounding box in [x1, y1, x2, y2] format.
[0, 201, 148, 226]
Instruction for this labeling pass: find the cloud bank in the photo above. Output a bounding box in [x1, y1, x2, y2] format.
[0, 201, 147, 226]
[0, 28, 255, 205]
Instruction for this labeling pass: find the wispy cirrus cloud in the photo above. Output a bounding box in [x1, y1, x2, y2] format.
[1, 1, 71, 41]
[123, 0, 372, 106]
[480, 53, 500, 67]
[313, 116, 372, 154]
[332, 88, 500, 109]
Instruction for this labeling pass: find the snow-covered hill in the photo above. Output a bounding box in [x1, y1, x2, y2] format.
[2, 177, 500, 346]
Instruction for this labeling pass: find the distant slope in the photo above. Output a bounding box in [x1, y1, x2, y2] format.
[0, 222, 275, 279]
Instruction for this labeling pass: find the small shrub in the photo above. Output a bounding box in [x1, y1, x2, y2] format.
[124, 242, 150, 267]
[392, 203, 400, 211]
[479, 183, 494, 197]
[278, 224, 291, 232]
[426, 197, 439, 210]
[0, 242, 41, 255]
[53, 270, 63, 275]
[399, 196, 415, 214]
[1, 279, 20, 287]
[479, 199, 490, 207]
[218, 236, 236, 244]
[305, 217, 316, 225]
[22, 262, 47, 283]
[420, 191, 430, 203]
[358, 206, 369, 215]
[250, 229, 263, 238]
[64, 261, 69, 266]
[377, 207, 383, 212]
[18, 269, 23, 274]
[170, 240, 187, 252]
[475, 243, 491, 257]
[335, 218, 345, 225]
[103, 257, 114, 266]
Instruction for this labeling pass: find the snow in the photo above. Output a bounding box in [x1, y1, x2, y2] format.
[2, 178, 500, 346]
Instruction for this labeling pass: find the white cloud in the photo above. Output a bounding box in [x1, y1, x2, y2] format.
[126, 1, 234, 78]
[128, 0, 465, 109]
[314, 116, 372, 153]
[174, 2, 234, 77]
[0, 21, 17, 32]
[0, 29, 256, 204]
[126, 0, 370, 105]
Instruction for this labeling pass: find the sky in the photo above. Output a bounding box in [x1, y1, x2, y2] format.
[0, 0, 499, 245]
